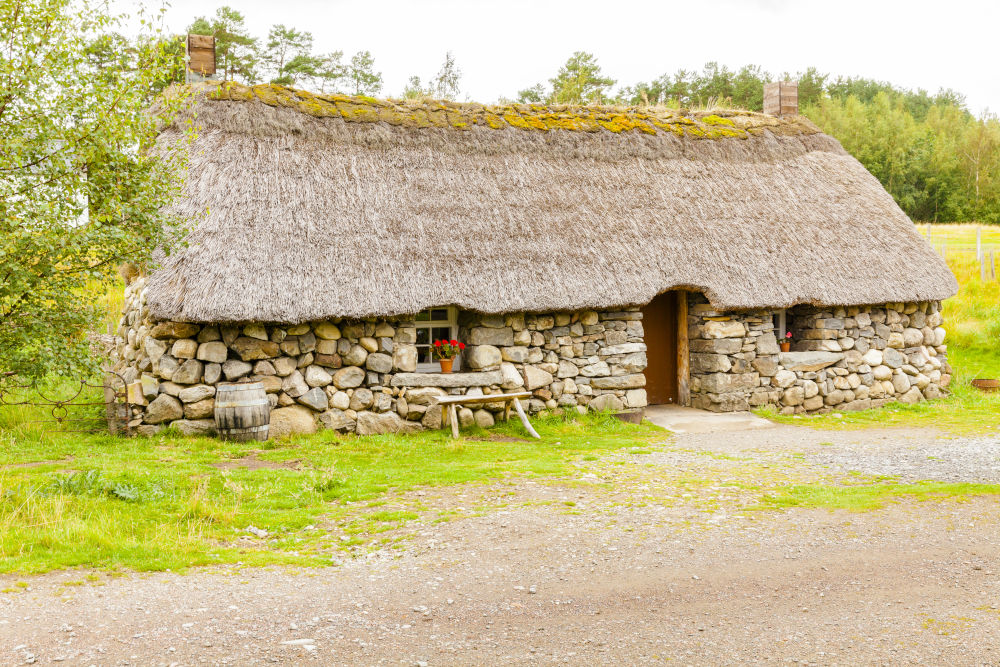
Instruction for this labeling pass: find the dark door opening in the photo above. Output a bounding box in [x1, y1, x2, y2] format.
[641, 291, 679, 405]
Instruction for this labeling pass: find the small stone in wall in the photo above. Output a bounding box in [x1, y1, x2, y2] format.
[366, 352, 393, 373]
[222, 359, 252, 381]
[349, 388, 374, 411]
[392, 346, 417, 373]
[589, 394, 624, 412]
[183, 398, 215, 420]
[282, 370, 309, 398]
[342, 345, 368, 367]
[298, 387, 328, 412]
[333, 365, 365, 389]
[150, 321, 199, 340]
[523, 365, 553, 391]
[144, 394, 183, 424]
[314, 322, 341, 340]
[232, 337, 280, 361]
[172, 360, 203, 385]
[178, 384, 214, 403]
[304, 365, 333, 387]
[196, 341, 228, 364]
[273, 357, 297, 376]
[171, 339, 198, 359]
[242, 324, 268, 341]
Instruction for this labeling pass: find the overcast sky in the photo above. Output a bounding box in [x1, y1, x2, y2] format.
[130, 0, 997, 114]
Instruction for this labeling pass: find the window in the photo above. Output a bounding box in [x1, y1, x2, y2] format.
[773, 308, 788, 339]
[415, 307, 460, 372]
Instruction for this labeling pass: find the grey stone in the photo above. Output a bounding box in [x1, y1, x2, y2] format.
[899, 387, 923, 404]
[273, 356, 297, 376]
[579, 361, 610, 377]
[144, 337, 168, 364]
[701, 320, 746, 339]
[172, 359, 203, 385]
[405, 387, 447, 406]
[150, 321, 199, 339]
[304, 365, 333, 387]
[391, 371, 502, 388]
[756, 332, 780, 355]
[624, 388, 647, 408]
[892, 373, 911, 394]
[140, 374, 159, 400]
[588, 394, 624, 412]
[773, 369, 797, 388]
[183, 398, 215, 420]
[778, 351, 844, 372]
[523, 365, 554, 391]
[197, 326, 221, 343]
[500, 346, 529, 363]
[242, 323, 268, 340]
[619, 352, 647, 373]
[782, 386, 805, 406]
[269, 405, 317, 438]
[500, 363, 524, 390]
[691, 353, 732, 373]
[474, 409, 495, 429]
[557, 360, 579, 378]
[144, 394, 183, 424]
[155, 354, 179, 381]
[222, 359, 253, 381]
[591, 374, 646, 390]
[178, 384, 215, 403]
[752, 356, 778, 377]
[196, 341, 228, 364]
[298, 387, 328, 412]
[699, 372, 757, 394]
[468, 327, 514, 347]
[356, 411, 423, 436]
[349, 388, 374, 411]
[392, 345, 417, 372]
[282, 370, 309, 398]
[232, 337, 280, 361]
[689, 339, 742, 354]
[342, 344, 368, 366]
[333, 365, 366, 389]
[319, 408, 356, 432]
[601, 343, 646, 356]
[173, 419, 216, 436]
[365, 352, 392, 373]
[465, 345, 501, 370]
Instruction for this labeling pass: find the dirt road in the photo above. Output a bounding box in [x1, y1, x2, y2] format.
[3, 424, 1000, 665]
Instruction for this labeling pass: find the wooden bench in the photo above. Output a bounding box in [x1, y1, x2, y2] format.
[434, 391, 540, 439]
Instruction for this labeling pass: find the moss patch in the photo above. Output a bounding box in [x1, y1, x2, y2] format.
[199, 81, 819, 140]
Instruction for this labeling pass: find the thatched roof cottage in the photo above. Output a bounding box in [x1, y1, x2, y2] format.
[110, 81, 958, 437]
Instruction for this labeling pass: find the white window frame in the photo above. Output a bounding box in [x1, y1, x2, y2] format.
[774, 308, 788, 340]
[415, 306, 460, 372]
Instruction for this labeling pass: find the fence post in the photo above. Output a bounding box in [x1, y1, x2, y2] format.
[976, 225, 982, 262]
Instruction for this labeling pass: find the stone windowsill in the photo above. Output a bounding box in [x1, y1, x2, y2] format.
[390, 370, 503, 388]
[778, 351, 844, 372]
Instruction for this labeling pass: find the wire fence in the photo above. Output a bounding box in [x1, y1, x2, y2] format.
[920, 224, 1000, 282]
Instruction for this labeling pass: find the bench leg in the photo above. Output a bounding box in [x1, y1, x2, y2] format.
[503, 400, 512, 422]
[513, 398, 540, 439]
[449, 404, 460, 439]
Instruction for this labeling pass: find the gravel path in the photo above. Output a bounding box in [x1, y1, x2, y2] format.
[2, 423, 1000, 665]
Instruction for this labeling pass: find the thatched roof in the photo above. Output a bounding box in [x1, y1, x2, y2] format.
[146, 82, 957, 324]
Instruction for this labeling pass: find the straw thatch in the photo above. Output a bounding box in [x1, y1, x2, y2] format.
[146, 83, 957, 324]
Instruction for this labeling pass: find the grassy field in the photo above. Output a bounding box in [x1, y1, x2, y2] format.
[0, 412, 663, 574]
[763, 223, 1000, 432]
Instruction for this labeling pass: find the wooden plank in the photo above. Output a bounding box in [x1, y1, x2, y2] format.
[187, 34, 215, 49]
[435, 392, 531, 405]
[676, 290, 690, 406]
[449, 404, 459, 439]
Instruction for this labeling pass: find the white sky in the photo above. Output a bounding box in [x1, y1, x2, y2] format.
[125, 0, 997, 114]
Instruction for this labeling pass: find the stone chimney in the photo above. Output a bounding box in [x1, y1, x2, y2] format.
[763, 81, 798, 117]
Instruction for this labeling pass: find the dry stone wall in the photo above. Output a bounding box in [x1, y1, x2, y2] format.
[110, 278, 647, 437]
[687, 294, 951, 414]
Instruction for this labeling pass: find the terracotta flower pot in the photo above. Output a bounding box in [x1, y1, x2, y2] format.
[439, 358, 454, 374]
[779, 342, 791, 352]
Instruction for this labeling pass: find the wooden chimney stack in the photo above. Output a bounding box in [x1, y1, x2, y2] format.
[185, 34, 216, 82]
[764, 81, 798, 117]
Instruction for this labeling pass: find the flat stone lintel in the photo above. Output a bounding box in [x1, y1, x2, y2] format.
[779, 351, 844, 372]
[390, 371, 502, 388]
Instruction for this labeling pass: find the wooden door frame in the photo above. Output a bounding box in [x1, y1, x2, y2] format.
[675, 290, 690, 406]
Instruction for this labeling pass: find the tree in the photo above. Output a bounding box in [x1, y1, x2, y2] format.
[307, 51, 345, 93]
[549, 52, 615, 104]
[431, 52, 461, 100]
[0, 0, 191, 380]
[188, 6, 258, 83]
[347, 51, 382, 95]
[516, 83, 545, 104]
[264, 24, 313, 85]
[403, 75, 429, 100]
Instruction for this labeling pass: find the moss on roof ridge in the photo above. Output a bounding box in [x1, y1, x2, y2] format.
[196, 81, 820, 140]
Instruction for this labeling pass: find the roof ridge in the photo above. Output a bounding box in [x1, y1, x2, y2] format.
[187, 81, 821, 139]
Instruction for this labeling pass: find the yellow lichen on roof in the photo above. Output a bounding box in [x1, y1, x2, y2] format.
[199, 81, 819, 140]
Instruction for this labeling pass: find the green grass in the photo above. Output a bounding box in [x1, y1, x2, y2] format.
[752, 481, 1000, 512]
[760, 224, 1000, 433]
[0, 411, 663, 574]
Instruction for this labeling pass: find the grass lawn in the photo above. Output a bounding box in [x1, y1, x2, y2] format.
[760, 224, 1000, 434]
[0, 411, 663, 574]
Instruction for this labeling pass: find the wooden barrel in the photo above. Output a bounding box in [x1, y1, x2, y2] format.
[214, 382, 270, 441]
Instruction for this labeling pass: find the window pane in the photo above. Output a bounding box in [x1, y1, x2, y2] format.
[432, 326, 451, 341]
[417, 345, 433, 363]
[430, 308, 449, 321]
[415, 310, 430, 321]
[416, 328, 429, 344]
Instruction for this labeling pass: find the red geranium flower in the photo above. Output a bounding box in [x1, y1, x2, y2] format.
[458, 342, 466, 349]
[450, 339, 458, 346]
